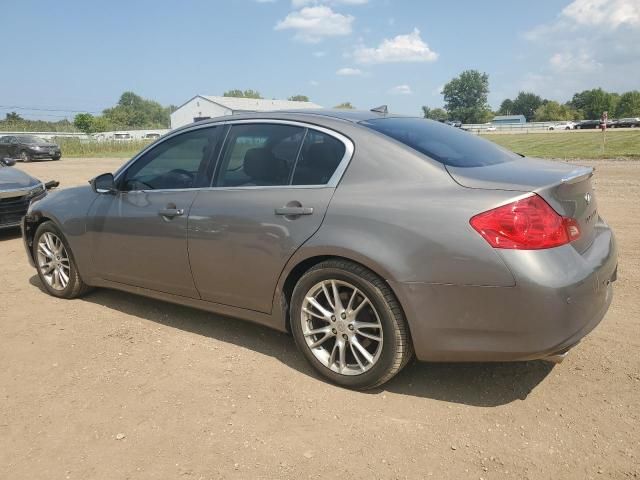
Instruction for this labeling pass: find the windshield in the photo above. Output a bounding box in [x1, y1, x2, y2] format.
[17, 136, 49, 144]
[361, 117, 520, 168]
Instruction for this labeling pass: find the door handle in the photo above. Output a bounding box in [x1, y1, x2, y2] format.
[158, 208, 185, 218]
[275, 206, 314, 216]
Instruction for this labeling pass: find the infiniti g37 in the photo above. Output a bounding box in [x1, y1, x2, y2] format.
[21, 110, 617, 389]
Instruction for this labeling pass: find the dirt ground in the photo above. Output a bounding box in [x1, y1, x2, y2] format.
[1, 157, 638, 479]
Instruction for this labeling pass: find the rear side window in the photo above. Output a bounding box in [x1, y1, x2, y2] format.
[216, 124, 305, 187]
[292, 130, 345, 185]
[361, 118, 520, 168]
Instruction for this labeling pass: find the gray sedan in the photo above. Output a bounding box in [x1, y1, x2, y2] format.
[21, 110, 617, 389]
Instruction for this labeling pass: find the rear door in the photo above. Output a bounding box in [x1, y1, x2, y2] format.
[188, 121, 352, 313]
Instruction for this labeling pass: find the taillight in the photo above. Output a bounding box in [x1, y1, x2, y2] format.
[470, 194, 581, 250]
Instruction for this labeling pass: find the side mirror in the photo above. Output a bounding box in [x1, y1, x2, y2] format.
[1, 157, 16, 167]
[90, 173, 117, 194]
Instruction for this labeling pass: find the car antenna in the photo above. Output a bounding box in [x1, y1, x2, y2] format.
[370, 105, 388, 114]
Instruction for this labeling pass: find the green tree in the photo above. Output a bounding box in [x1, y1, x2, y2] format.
[615, 91, 640, 118]
[510, 92, 545, 121]
[442, 70, 492, 123]
[334, 102, 354, 109]
[498, 99, 515, 115]
[223, 89, 263, 99]
[533, 101, 575, 122]
[102, 91, 169, 129]
[570, 88, 618, 119]
[5, 112, 23, 122]
[288, 95, 310, 102]
[422, 106, 448, 121]
[73, 113, 95, 133]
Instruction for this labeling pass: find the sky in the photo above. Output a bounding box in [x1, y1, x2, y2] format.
[2, 0, 639, 120]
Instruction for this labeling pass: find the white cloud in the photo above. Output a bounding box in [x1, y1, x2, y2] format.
[561, 0, 639, 28]
[275, 6, 353, 43]
[522, 0, 640, 99]
[353, 29, 438, 64]
[549, 51, 602, 72]
[255, 0, 276, 3]
[389, 84, 412, 95]
[309, 80, 320, 86]
[313, 51, 327, 57]
[292, 0, 368, 6]
[336, 67, 363, 76]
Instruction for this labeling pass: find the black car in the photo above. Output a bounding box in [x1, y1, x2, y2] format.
[614, 118, 640, 128]
[0, 135, 62, 162]
[0, 158, 58, 229]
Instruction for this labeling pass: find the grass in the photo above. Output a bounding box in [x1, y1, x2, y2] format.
[482, 130, 640, 159]
[55, 138, 152, 158]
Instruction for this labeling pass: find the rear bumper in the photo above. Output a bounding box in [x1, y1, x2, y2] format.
[393, 221, 617, 362]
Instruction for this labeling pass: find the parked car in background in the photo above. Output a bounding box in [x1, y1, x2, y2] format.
[143, 133, 162, 140]
[548, 122, 575, 130]
[0, 135, 61, 162]
[614, 118, 640, 128]
[20, 110, 617, 389]
[576, 119, 614, 129]
[445, 120, 462, 128]
[0, 157, 58, 229]
[113, 133, 132, 141]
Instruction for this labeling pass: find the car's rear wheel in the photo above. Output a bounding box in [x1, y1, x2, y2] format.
[290, 259, 413, 390]
[33, 221, 90, 299]
[20, 150, 31, 162]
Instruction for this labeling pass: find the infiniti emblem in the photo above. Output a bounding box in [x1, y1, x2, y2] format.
[584, 192, 592, 205]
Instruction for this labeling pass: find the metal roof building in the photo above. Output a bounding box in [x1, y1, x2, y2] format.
[170, 95, 322, 129]
[492, 114, 526, 124]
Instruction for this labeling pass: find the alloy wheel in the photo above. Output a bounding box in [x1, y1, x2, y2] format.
[36, 232, 71, 291]
[300, 279, 383, 376]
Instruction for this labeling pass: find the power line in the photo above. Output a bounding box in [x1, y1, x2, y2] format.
[0, 105, 100, 114]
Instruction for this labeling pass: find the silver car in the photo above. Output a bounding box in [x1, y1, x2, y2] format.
[21, 110, 618, 389]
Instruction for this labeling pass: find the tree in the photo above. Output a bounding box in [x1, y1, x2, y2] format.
[223, 89, 263, 99]
[5, 112, 23, 122]
[510, 92, 544, 121]
[615, 91, 640, 118]
[533, 101, 576, 122]
[498, 99, 515, 115]
[334, 102, 354, 109]
[102, 91, 170, 129]
[288, 95, 310, 102]
[442, 70, 492, 123]
[73, 113, 95, 133]
[422, 106, 448, 121]
[570, 88, 618, 119]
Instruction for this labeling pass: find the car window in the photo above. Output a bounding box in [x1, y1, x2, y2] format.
[0, 137, 7, 144]
[121, 127, 219, 191]
[292, 130, 345, 185]
[216, 124, 305, 187]
[361, 117, 520, 168]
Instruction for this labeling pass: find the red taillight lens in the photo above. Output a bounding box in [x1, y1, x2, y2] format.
[470, 194, 581, 249]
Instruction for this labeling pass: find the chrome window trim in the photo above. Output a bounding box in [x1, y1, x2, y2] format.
[113, 119, 355, 192]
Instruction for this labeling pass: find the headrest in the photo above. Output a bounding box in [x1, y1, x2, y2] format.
[243, 148, 286, 184]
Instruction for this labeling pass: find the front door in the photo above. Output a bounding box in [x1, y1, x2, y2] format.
[188, 123, 350, 313]
[88, 126, 222, 297]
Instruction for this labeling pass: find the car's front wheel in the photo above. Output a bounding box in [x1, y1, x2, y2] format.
[33, 221, 90, 299]
[20, 150, 31, 162]
[290, 259, 413, 390]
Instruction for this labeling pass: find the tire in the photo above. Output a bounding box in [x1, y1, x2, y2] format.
[20, 150, 31, 162]
[290, 259, 413, 390]
[52, 155, 61, 161]
[33, 221, 91, 299]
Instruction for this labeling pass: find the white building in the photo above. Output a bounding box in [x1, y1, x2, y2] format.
[170, 95, 322, 129]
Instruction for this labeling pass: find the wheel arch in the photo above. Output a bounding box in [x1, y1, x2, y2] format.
[274, 248, 410, 337]
[23, 213, 58, 264]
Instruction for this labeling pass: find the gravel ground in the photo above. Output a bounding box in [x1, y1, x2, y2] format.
[1, 157, 638, 479]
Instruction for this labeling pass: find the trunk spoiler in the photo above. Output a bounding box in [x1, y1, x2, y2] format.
[561, 167, 594, 185]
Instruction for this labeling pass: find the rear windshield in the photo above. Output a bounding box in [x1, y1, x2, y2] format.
[361, 117, 520, 168]
[18, 136, 48, 144]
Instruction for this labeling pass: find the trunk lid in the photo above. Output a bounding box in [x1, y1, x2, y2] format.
[447, 157, 598, 252]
